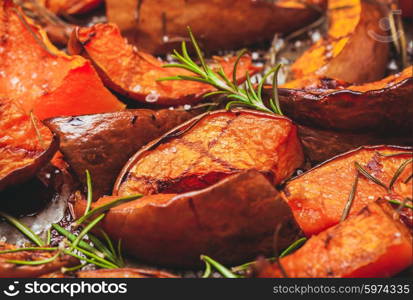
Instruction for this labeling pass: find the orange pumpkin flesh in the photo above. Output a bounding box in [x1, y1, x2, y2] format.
[0, 0, 124, 121]
[283, 146, 412, 236]
[114, 110, 304, 196]
[257, 200, 412, 278]
[286, 0, 389, 86]
[69, 23, 260, 106]
[0, 99, 58, 191]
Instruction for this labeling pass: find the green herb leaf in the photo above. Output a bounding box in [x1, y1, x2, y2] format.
[70, 214, 105, 251]
[0, 247, 57, 255]
[202, 259, 212, 278]
[354, 162, 388, 191]
[388, 199, 413, 210]
[200, 255, 239, 278]
[75, 194, 142, 225]
[0, 212, 44, 247]
[376, 151, 412, 157]
[279, 237, 307, 258]
[51, 223, 98, 255]
[158, 27, 283, 115]
[389, 159, 412, 191]
[84, 169, 93, 216]
[6, 251, 60, 266]
[340, 171, 359, 222]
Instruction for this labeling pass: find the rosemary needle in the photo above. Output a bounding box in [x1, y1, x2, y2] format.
[389, 159, 413, 191]
[0, 247, 57, 254]
[159, 27, 283, 115]
[340, 172, 359, 222]
[0, 212, 44, 247]
[70, 214, 105, 251]
[354, 162, 388, 191]
[200, 255, 239, 278]
[6, 251, 60, 266]
[75, 194, 142, 225]
[279, 237, 307, 258]
[84, 169, 93, 216]
[201, 259, 212, 278]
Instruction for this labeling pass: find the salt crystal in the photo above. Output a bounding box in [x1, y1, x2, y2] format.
[145, 91, 160, 103]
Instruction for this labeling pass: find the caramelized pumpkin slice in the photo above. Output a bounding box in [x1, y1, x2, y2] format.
[287, 0, 388, 85]
[0, 0, 124, 120]
[75, 171, 301, 267]
[257, 200, 412, 278]
[105, 0, 326, 54]
[114, 110, 304, 196]
[0, 99, 58, 191]
[45, 109, 198, 199]
[69, 23, 260, 106]
[297, 124, 412, 163]
[41, 268, 178, 278]
[283, 146, 412, 236]
[0, 242, 78, 278]
[278, 67, 413, 133]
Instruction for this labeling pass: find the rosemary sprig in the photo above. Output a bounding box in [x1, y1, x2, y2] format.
[376, 151, 412, 158]
[75, 194, 142, 225]
[5, 251, 60, 266]
[84, 169, 93, 216]
[354, 162, 388, 191]
[201, 258, 212, 278]
[88, 234, 118, 265]
[340, 172, 359, 222]
[1, 201, 124, 270]
[388, 199, 413, 210]
[200, 255, 239, 278]
[279, 237, 307, 258]
[70, 214, 105, 251]
[61, 262, 87, 273]
[231, 237, 307, 273]
[51, 223, 99, 255]
[46, 227, 52, 245]
[62, 248, 115, 270]
[0, 212, 45, 247]
[0, 247, 57, 254]
[116, 239, 125, 267]
[158, 27, 283, 115]
[389, 159, 413, 190]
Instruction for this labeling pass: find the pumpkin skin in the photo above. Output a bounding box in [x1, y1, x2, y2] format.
[75, 171, 302, 267]
[105, 0, 326, 54]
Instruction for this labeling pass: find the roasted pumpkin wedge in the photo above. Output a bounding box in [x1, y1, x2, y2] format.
[286, 0, 389, 85]
[114, 110, 304, 196]
[75, 171, 301, 267]
[0, 0, 124, 120]
[256, 199, 412, 278]
[0, 99, 58, 191]
[45, 109, 198, 199]
[277, 67, 413, 133]
[282, 145, 412, 236]
[38, 0, 103, 15]
[0, 242, 78, 278]
[68, 23, 259, 106]
[41, 268, 178, 278]
[400, 0, 413, 17]
[297, 125, 413, 165]
[105, 0, 326, 54]
[298, 124, 413, 163]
